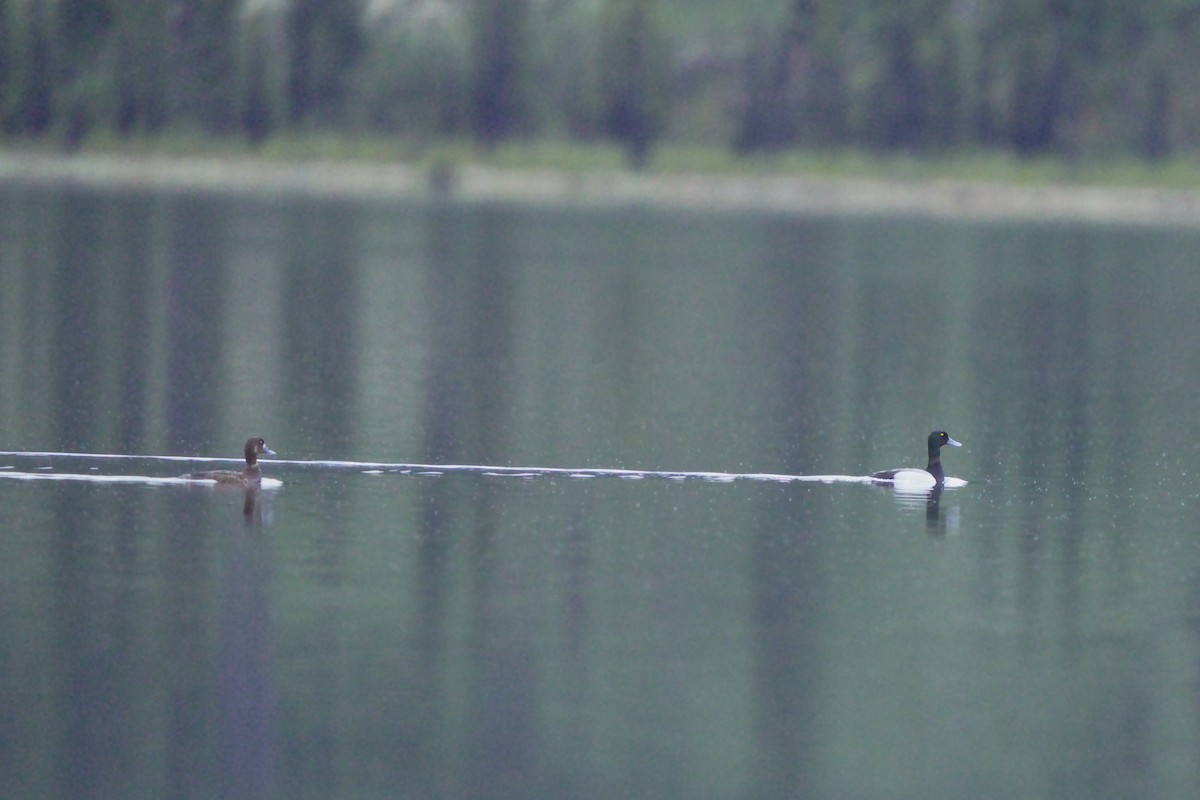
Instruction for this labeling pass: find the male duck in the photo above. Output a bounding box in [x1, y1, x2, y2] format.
[871, 431, 961, 486]
[183, 437, 276, 486]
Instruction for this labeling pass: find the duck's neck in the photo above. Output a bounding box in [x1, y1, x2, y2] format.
[925, 447, 945, 484]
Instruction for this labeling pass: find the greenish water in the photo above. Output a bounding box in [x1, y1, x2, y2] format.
[2, 184, 1200, 799]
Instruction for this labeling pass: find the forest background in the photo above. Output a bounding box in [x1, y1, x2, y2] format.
[0, 0, 1195, 178]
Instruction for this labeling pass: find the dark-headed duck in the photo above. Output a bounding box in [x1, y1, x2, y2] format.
[183, 437, 276, 486]
[871, 430, 961, 487]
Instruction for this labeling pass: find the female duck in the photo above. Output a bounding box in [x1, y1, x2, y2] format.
[183, 437, 276, 486]
[872, 431, 961, 486]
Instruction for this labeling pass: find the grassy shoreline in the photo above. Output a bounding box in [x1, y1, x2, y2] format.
[4, 139, 1200, 226]
[65, 134, 1200, 185]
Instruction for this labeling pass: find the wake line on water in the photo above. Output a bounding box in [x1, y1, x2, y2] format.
[0, 449, 869, 484]
[0, 468, 285, 489]
[0, 471, 201, 486]
[0, 450, 965, 487]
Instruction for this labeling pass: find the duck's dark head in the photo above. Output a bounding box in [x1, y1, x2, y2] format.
[927, 430, 962, 457]
[923, 431, 961, 484]
[243, 437, 276, 466]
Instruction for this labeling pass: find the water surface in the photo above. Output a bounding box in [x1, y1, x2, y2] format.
[2, 184, 1199, 799]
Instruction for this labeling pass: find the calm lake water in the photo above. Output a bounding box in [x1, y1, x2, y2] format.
[2, 180, 1200, 800]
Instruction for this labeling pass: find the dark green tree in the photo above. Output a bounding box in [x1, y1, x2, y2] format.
[9, 1, 53, 135]
[469, 0, 529, 144]
[864, 10, 929, 150]
[0, 0, 9, 124]
[112, 0, 168, 134]
[286, 0, 364, 127]
[861, 0, 965, 152]
[239, 12, 280, 144]
[923, 10, 968, 150]
[355, 17, 469, 137]
[1141, 66, 1170, 160]
[735, 0, 846, 153]
[58, 0, 115, 145]
[987, 0, 1128, 156]
[598, 0, 669, 168]
[1008, 11, 1068, 154]
[735, 29, 797, 152]
[168, 0, 239, 133]
[534, 2, 596, 138]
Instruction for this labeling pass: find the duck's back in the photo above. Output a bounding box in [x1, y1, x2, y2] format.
[183, 466, 260, 485]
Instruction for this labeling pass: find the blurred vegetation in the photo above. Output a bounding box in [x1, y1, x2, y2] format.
[2, 0, 1200, 175]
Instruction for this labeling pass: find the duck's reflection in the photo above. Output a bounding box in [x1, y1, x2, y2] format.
[218, 502, 278, 799]
[244, 487, 258, 519]
[923, 485, 949, 535]
[889, 485, 960, 536]
[242, 486, 274, 526]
